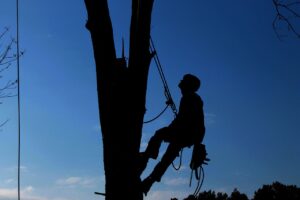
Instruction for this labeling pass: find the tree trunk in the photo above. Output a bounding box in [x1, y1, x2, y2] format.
[84, 1, 154, 200]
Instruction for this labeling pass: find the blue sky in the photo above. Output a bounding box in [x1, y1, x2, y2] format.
[1, 1, 300, 200]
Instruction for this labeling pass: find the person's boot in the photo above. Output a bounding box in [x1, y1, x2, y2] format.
[141, 176, 155, 196]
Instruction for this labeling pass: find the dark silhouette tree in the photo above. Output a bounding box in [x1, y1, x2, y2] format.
[254, 181, 300, 200]
[84, 0, 154, 200]
[195, 189, 245, 200]
[183, 195, 197, 200]
[216, 192, 228, 200]
[197, 190, 217, 200]
[0, 27, 18, 128]
[228, 188, 248, 200]
[184, 183, 300, 200]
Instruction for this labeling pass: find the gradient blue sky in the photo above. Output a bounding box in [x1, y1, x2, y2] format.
[1, 1, 300, 200]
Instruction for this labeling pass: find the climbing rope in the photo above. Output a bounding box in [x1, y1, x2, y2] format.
[143, 37, 178, 124]
[143, 104, 169, 124]
[144, 36, 177, 124]
[143, 37, 177, 124]
[149, 36, 178, 117]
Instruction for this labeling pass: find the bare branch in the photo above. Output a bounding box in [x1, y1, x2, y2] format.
[0, 63, 11, 74]
[272, 0, 300, 39]
[0, 27, 9, 40]
[287, 1, 300, 7]
[0, 27, 18, 106]
[277, 1, 300, 18]
[0, 39, 15, 64]
[273, 15, 285, 40]
[0, 119, 9, 128]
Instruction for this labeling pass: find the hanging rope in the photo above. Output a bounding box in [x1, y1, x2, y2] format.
[143, 37, 177, 123]
[192, 166, 205, 197]
[16, 0, 21, 200]
[149, 37, 177, 117]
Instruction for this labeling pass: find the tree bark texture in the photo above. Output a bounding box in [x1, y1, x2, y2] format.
[84, 1, 154, 200]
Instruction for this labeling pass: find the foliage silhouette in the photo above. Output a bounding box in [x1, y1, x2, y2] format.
[254, 181, 300, 200]
[182, 182, 300, 200]
[184, 188, 248, 200]
[196, 190, 232, 200]
[228, 189, 248, 200]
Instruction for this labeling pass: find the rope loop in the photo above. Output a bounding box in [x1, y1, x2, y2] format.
[171, 148, 183, 170]
[144, 104, 169, 124]
[144, 36, 178, 124]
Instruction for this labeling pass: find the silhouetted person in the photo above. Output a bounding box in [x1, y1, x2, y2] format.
[140, 74, 206, 195]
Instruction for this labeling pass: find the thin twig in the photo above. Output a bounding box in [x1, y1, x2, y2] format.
[0, 119, 9, 127]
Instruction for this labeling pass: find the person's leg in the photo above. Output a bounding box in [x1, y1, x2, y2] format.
[150, 144, 181, 181]
[145, 127, 170, 159]
[139, 127, 171, 175]
[142, 143, 182, 195]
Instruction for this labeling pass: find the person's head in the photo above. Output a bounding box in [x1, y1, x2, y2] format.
[178, 74, 201, 94]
